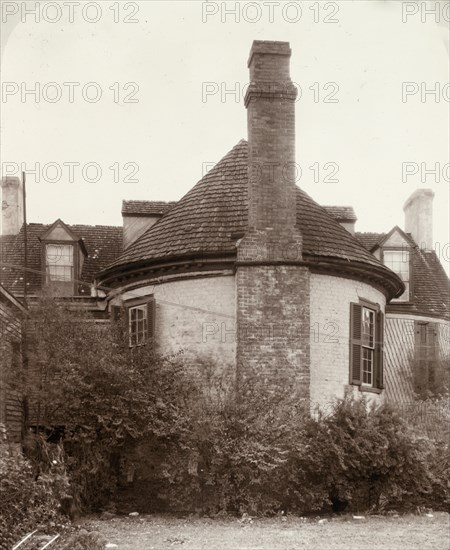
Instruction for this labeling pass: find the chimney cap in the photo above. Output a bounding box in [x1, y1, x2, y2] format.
[403, 188, 435, 212]
[248, 40, 292, 67]
[323, 206, 357, 223]
[1, 176, 21, 188]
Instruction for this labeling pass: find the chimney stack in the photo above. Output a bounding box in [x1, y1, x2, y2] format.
[403, 189, 434, 251]
[244, 40, 299, 240]
[236, 41, 310, 399]
[1, 177, 23, 235]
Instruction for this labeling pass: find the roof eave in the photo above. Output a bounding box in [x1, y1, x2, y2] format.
[97, 252, 404, 302]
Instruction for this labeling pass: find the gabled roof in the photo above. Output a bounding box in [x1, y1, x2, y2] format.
[100, 140, 403, 298]
[356, 232, 387, 251]
[323, 206, 357, 222]
[374, 225, 410, 250]
[0, 223, 122, 295]
[356, 230, 449, 319]
[122, 200, 177, 216]
[39, 218, 88, 256]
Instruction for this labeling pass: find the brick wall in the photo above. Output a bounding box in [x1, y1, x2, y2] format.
[116, 274, 236, 373]
[236, 260, 310, 394]
[309, 273, 386, 410]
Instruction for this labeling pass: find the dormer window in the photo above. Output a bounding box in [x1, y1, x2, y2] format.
[39, 219, 87, 297]
[46, 244, 74, 283]
[383, 249, 410, 301]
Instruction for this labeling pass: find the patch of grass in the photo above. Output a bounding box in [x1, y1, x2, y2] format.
[83, 513, 450, 550]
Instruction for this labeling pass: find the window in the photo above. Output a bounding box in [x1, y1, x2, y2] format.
[383, 250, 410, 301]
[46, 244, 74, 283]
[129, 304, 148, 347]
[111, 298, 155, 348]
[350, 302, 384, 391]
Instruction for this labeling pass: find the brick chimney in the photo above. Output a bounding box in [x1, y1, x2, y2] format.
[323, 206, 357, 236]
[403, 189, 434, 251]
[236, 41, 310, 399]
[1, 177, 23, 235]
[245, 40, 300, 240]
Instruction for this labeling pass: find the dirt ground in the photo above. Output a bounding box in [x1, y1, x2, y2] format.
[82, 512, 450, 550]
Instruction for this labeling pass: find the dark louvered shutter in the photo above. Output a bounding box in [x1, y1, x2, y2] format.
[414, 322, 428, 395]
[147, 299, 155, 345]
[374, 311, 384, 389]
[427, 323, 437, 390]
[350, 303, 362, 385]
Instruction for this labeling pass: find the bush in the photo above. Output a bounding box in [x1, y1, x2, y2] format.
[122, 386, 449, 516]
[119, 366, 307, 515]
[0, 451, 69, 549]
[10, 298, 448, 516]
[286, 397, 443, 513]
[11, 298, 199, 513]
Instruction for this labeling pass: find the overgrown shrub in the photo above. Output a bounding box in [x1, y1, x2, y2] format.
[286, 397, 444, 513]
[0, 451, 69, 549]
[9, 297, 449, 517]
[125, 387, 449, 515]
[11, 298, 198, 512]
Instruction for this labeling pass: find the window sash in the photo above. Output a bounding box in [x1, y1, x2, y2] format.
[129, 305, 148, 347]
[361, 307, 375, 348]
[45, 244, 74, 282]
[350, 302, 383, 390]
[362, 347, 374, 385]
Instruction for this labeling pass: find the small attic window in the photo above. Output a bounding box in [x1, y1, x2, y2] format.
[39, 220, 86, 296]
[383, 250, 410, 302]
[46, 244, 74, 283]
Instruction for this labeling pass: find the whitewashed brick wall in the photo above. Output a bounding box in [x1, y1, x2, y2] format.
[309, 273, 386, 410]
[117, 274, 236, 371]
[114, 271, 394, 410]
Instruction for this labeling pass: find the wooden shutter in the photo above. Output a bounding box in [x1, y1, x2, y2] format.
[414, 321, 428, 395]
[427, 323, 437, 390]
[146, 299, 155, 344]
[349, 303, 362, 385]
[374, 311, 384, 389]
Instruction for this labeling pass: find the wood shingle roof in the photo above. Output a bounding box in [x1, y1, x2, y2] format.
[0, 224, 122, 295]
[357, 231, 449, 319]
[100, 140, 402, 298]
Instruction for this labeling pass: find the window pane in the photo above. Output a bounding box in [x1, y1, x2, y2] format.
[362, 347, 373, 385]
[46, 244, 74, 282]
[362, 308, 375, 348]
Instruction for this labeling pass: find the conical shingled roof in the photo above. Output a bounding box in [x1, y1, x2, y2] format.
[106, 140, 249, 268]
[100, 140, 402, 295]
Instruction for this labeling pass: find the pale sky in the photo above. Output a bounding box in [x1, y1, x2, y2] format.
[1, 1, 449, 269]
